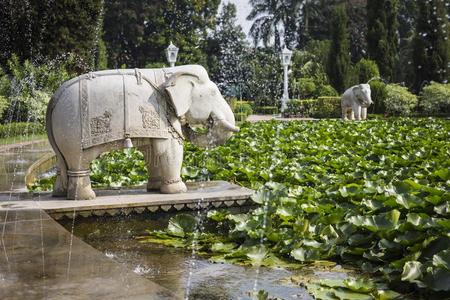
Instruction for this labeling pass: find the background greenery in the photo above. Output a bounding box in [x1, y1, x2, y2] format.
[0, 0, 448, 128]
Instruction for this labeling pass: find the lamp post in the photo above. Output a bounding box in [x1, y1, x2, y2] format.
[280, 46, 293, 113]
[165, 41, 179, 68]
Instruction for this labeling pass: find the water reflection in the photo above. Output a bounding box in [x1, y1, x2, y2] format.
[59, 213, 349, 299]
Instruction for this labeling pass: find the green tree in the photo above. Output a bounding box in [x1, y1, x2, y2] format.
[412, 0, 450, 92]
[300, 0, 366, 61]
[0, 0, 104, 72]
[206, 3, 249, 98]
[242, 49, 282, 107]
[103, 0, 220, 68]
[247, 0, 303, 49]
[367, 0, 399, 81]
[327, 5, 352, 94]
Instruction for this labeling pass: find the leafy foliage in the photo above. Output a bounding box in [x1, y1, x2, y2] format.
[419, 82, 450, 116]
[286, 98, 341, 119]
[90, 148, 147, 188]
[369, 81, 388, 115]
[0, 122, 44, 139]
[142, 118, 450, 297]
[384, 84, 418, 116]
[0, 54, 75, 123]
[103, 0, 220, 68]
[0, 0, 104, 70]
[355, 59, 380, 84]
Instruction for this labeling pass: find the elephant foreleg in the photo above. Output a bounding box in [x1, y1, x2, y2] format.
[153, 139, 187, 194]
[361, 107, 368, 120]
[353, 105, 361, 121]
[141, 145, 161, 191]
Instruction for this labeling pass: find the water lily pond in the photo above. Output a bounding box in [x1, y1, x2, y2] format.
[59, 211, 358, 300]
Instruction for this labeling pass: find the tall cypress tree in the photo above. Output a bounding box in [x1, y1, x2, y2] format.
[412, 0, 449, 92]
[327, 4, 352, 94]
[367, 0, 399, 81]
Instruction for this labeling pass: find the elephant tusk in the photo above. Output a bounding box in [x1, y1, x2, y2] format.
[218, 119, 240, 132]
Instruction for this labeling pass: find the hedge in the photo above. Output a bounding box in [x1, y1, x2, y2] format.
[0, 122, 45, 139]
[253, 106, 278, 115]
[286, 97, 341, 118]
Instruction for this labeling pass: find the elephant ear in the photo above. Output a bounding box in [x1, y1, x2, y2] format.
[352, 86, 364, 104]
[164, 72, 200, 117]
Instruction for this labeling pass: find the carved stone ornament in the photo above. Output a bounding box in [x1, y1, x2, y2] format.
[139, 105, 160, 129]
[90, 111, 112, 135]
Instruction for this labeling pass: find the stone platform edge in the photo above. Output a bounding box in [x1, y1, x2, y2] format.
[0, 181, 255, 220]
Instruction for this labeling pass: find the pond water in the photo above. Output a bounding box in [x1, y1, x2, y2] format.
[0, 140, 52, 191]
[59, 211, 352, 299]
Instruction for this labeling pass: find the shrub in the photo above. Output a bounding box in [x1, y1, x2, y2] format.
[254, 106, 278, 115]
[369, 80, 387, 114]
[0, 54, 75, 124]
[314, 97, 341, 118]
[0, 95, 7, 119]
[419, 82, 450, 116]
[232, 101, 253, 116]
[234, 112, 248, 122]
[315, 84, 339, 97]
[292, 78, 316, 99]
[384, 84, 418, 116]
[355, 58, 380, 83]
[0, 122, 45, 139]
[286, 99, 317, 117]
[286, 97, 341, 118]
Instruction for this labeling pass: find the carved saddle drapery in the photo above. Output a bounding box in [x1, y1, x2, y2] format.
[78, 69, 171, 149]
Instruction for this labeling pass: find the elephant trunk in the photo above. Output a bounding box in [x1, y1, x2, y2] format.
[186, 97, 239, 148]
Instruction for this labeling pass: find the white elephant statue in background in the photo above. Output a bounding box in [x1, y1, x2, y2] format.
[46, 65, 238, 200]
[341, 83, 373, 120]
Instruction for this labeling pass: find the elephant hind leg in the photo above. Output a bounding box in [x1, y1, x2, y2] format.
[52, 155, 68, 197]
[65, 152, 96, 200]
[342, 107, 348, 120]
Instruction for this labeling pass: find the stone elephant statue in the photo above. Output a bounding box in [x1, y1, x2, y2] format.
[46, 65, 238, 200]
[341, 83, 373, 120]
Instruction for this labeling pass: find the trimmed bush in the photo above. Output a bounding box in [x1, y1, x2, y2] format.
[314, 97, 341, 118]
[233, 102, 253, 116]
[355, 58, 380, 83]
[234, 112, 248, 122]
[286, 97, 341, 118]
[286, 99, 317, 117]
[254, 106, 278, 115]
[419, 82, 450, 116]
[0, 122, 45, 139]
[315, 84, 339, 97]
[369, 80, 387, 114]
[384, 84, 418, 116]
